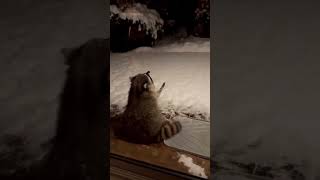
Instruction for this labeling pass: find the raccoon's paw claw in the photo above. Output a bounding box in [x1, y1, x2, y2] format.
[161, 82, 166, 89]
[157, 82, 166, 96]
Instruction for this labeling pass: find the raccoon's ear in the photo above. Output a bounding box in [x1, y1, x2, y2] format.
[129, 76, 135, 82]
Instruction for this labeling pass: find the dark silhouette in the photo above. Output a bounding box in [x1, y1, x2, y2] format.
[40, 38, 109, 180]
[1, 39, 109, 180]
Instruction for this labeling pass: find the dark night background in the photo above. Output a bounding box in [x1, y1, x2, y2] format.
[212, 0, 320, 179]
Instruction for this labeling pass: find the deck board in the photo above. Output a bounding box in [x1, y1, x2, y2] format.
[110, 137, 210, 179]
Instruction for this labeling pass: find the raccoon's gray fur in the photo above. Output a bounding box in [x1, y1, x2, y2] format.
[112, 71, 182, 144]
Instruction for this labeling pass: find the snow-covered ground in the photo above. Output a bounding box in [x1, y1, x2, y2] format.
[110, 36, 210, 157]
[0, 0, 106, 173]
[110, 36, 210, 117]
[133, 36, 210, 53]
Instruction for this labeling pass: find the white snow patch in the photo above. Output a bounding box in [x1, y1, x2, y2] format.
[110, 3, 163, 39]
[110, 4, 121, 16]
[110, 52, 210, 120]
[133, 36, 210, 53]
[177, 154, 208, 179]
[111, 37, 210, 156]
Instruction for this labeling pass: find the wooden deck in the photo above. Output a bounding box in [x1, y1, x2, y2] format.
[110, 137, 210, 179]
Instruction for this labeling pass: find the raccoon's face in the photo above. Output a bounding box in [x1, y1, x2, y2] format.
[129, 71, 155, 94]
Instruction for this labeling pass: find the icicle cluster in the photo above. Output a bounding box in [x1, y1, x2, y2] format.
[110, 3, 164, 39]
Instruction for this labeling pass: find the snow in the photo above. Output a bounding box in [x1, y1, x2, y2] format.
[110, 3, 164, 39]
[110, 52, 210, 119]
[164, 115, 210, 157]
[133, 36, 210, 53]
[110, 37, 210, 120]
[110, 37, 210, 157]
[110, 5, 121, 16]
[177, 154, 208, 179]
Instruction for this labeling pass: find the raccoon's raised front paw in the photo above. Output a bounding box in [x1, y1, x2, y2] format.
[160, 82, 165, 89]
[157, 82, 166, 97]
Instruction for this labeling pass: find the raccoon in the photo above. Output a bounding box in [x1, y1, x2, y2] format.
[112, 71, 182, 144]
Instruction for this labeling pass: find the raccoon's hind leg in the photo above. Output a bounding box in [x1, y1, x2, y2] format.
[156, 82, 166, 98]
[156, 120, 182, 142]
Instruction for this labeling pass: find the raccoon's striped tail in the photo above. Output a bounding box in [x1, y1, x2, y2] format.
[156, 120, 182, 142]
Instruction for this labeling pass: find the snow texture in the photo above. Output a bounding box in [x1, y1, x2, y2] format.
[164, 115, 210, 157]
[177, 154, 208, 179]
[110, 37, 210, 120]
[110, 37, 210, 157]
[133, 36, 210, 53]
[110, 3, 163, 39]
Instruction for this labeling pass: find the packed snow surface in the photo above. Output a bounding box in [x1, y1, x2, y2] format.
[110, 37, 210, 120]
[133, 36, 210, 53]
[110, 37, 210, 158]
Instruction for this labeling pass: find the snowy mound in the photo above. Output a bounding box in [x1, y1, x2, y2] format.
[110, 3, 164, 39]
[178, 154, 208, 178]
[133, 36, 210, 53]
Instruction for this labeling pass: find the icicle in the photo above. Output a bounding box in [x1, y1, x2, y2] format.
[128, 25, 131, 38]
